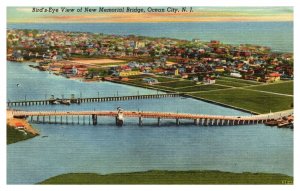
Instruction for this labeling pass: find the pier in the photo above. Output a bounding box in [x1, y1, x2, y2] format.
[7, 93, 181, 107]
[11, 109, 293, 127]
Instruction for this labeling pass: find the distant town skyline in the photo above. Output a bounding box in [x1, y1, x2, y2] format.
[7, 7, 293, 23]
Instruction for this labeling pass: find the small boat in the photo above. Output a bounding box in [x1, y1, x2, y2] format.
[61, 100, 71, 105]
[277, 120, 291, 128]
[265, 120, 278, 126]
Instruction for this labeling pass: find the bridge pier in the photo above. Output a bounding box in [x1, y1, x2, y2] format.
[194, 119, 199, 125]
[200, 118, 204, 126]
[139, 117, 143, 126]
[92, 114, 97, 125]
[220, 119, 224, 126]
[157, 117, 161, 126]
[214, 119, 219, 126]
[43, 116, 45, 124]
[176, 118, 180, 126]
[203, 119, 208, 126]
[227, 120, 231, 125]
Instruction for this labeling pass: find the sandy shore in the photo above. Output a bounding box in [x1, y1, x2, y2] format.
[7, 110, 39, 135]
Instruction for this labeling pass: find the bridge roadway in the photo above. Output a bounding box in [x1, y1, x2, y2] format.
[12, 109, 293, 126]
[7, 93, 180, 107]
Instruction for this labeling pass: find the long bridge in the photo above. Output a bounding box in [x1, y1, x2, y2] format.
[11, 109, 293, 126]
[7, 93, 180, 107]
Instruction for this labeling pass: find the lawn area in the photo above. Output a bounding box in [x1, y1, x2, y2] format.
[245, 81, 293, 95]
[156, 80, 196, 88]
[176, 84, 229, 92]
[190, 88, 293, 114]
[39, 170, 292, 184]
[7, 125, 36, 144]
[216, 79, 252, 87]
[155, 76, 179, 82]
[220, 77, 262, 85]
[128, 75, 178, 83]
[120, 80, 176, 92]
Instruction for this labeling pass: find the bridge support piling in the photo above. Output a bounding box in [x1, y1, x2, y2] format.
[89, 115, 91, 125]
[176, 118, 180, 126]
[55, 115, 57, 124]
[66, 116, 68, 124]
[139, 117, 143, 126]
[60, 116, 63, 124]
[43, 116, 45, 124]
[92, 114, 97, 125]
[204, 119, 208, 126]
[78, 115, 80, 125]
[157, 117, 161, 126]
[83, 116, 85, 125]
[30, 116, 33, 122]
[194, 119, 199, 126]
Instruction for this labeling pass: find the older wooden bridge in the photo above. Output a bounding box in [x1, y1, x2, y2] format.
[7, 93, 180, 107]
[12, 109, 293, 126]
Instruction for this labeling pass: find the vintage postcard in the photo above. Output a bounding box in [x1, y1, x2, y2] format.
[6, 6, 293, 185]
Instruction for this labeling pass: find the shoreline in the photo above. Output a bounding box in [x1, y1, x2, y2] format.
[39, 170, 293, 184]
[7, 109, 39, 144]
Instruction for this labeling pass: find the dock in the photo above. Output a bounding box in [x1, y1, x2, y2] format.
[7, 93, 181, 107]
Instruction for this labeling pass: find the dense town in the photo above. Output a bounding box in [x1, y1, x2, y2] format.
[7, 29, 293, 84]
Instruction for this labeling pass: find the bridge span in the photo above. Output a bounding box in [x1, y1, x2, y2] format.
[12, 109, 293, 126]
[7, 93, 180, 107]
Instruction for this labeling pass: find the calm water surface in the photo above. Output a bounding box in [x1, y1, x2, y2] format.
[7, 61, 293, 184]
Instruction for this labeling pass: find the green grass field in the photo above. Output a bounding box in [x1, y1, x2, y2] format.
[216, 79, 251, 87]
[190, 88, 293, 114]
[39, 170, 293, 184]
[155, 76, 179, 82]
[245, 81, 293, 95]
[176, 84, 229, 92]
[7, 125, 36, 144]
[156, 80, 196, 88]
[220, 77, 262, 85]
[114, 75, 293, 114]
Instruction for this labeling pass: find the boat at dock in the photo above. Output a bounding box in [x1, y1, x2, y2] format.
[265, 120, 278, 126]
[60, 100, 71, 105]
[265, 115, 293, 129]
